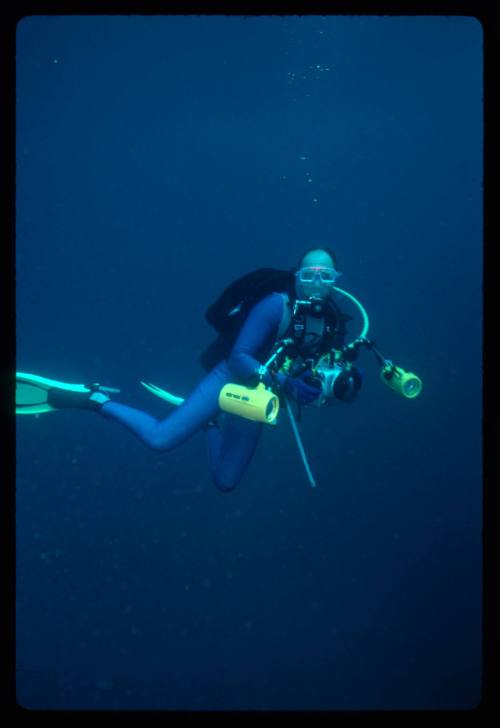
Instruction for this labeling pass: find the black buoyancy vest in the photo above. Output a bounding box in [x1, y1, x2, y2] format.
[283, 297, 351, 360]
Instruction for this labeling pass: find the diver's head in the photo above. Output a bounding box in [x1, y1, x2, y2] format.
[295, 247, 341, 301]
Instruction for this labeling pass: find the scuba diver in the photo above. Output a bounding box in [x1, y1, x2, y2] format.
[16, 247, 422, 491]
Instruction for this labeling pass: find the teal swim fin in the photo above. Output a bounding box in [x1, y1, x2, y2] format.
[16, 372, 120, 415]
[140, 381, 185, 406]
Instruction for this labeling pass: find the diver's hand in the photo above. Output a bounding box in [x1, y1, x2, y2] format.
[274, 371, 321, 405]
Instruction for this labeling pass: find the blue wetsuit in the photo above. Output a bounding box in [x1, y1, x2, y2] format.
[100, 293, 286, 492]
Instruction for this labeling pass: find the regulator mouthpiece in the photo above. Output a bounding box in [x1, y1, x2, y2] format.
[380, 363, 422, 399]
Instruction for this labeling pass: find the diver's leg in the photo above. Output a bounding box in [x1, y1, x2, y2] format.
[207, 414, 263, 492]
[205, 418, 225, 471]
[100, 366, 228, 451]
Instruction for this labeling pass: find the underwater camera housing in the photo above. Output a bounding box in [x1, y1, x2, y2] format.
[312, 359, 362, 406]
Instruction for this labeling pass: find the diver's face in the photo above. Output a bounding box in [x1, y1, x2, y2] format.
[295, 250, 340, 300]
[295, 267, 338, 299]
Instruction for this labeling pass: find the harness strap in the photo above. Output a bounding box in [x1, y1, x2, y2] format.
[277, 293, 292, 339]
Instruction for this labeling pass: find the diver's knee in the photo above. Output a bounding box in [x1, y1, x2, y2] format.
[213, 475, 238, 493]
[149, 432, 172, 452]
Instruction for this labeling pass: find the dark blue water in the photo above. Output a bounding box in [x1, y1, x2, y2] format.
[15, 15, 483, 710]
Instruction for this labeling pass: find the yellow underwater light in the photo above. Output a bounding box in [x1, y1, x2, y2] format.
[218, 382, 280, 423]
[380, 363, 422, 399]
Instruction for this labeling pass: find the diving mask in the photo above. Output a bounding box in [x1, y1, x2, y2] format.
[296, 266, 341, 285]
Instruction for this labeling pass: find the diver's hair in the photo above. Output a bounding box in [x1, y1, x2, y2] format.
[296, 246, 338, 270]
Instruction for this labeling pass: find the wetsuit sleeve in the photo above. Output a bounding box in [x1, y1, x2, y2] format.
[227, 293, 284, 384]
